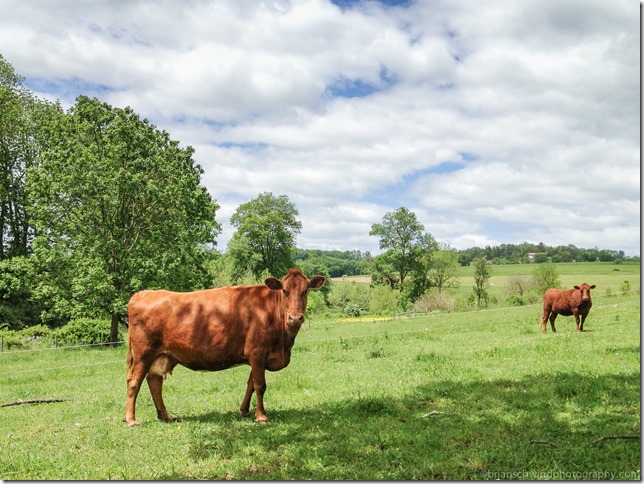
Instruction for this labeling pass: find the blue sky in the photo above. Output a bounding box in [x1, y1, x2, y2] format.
[0, 0, 639, 255]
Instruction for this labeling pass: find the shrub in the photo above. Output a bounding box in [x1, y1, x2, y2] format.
[0, 329, 25, 350]
[51, 318, 112, 346]
[506, 295, 525, 306]
[343, 302, 363, 318]
[369, 285, 400, 315]
[0, 324, 52, 351]
[531, 263, 561, 295]
[414, 292, 455, 312]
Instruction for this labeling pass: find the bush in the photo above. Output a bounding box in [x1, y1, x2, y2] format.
[51, 318, 112, 346]
[506, 295, 525, 306]
[415, 292, 455, 312]
[0, 329, 26, 351]
[343, 302, 363, 318]
[369, 285, 399, 315]
[0, 324, 52, 351]
[532, 263, 561, 295]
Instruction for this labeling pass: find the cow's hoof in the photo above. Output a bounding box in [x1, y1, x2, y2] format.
[255, 416, 270, 424]
[126, 420, 139, 427]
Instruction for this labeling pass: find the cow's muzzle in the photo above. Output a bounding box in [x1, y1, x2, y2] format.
[287, 313, 305, 326]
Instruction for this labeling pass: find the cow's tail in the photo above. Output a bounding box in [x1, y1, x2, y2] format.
[126, 333, 133, 368]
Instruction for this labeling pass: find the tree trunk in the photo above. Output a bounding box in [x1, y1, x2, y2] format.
[110, 311, 121, 344]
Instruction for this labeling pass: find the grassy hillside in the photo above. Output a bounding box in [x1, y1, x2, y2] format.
[334, 261, 640, 315]
[0, 288, 639, 479]
[455, 261, 640, 304]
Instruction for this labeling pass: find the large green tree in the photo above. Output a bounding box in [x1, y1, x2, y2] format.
[369, 207, 438, 305]
[228, 192, 302, 279]
[28, 96, 220, 341]
[425, 246, 460, 295]
[0, 54, 42, 259]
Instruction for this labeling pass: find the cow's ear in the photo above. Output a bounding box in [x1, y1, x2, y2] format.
[574, 285, 580, 290]
[265, 278, 283, 291]
[309, 276, 326, 290]
[590, 285, 596, 289]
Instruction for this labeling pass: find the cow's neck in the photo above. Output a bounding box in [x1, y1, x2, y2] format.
[284, 323, 301, 344]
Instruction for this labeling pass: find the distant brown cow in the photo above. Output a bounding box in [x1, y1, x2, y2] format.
[124, 268, 325, 426]
[541, 283, 596, 333]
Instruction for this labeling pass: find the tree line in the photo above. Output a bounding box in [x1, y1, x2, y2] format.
[0, 55, 634, 337]
[456, 243, 628, 266]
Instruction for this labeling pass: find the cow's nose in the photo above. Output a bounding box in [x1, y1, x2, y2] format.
[288, 313, 305, 326]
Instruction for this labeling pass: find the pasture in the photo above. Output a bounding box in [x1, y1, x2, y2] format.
[0, 284, 640, 478]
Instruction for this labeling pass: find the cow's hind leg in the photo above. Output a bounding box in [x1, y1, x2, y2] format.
[147, 355, 176, 422]
[146, 374, 173, 422]
[125, 360, 149, 427]
[540, 309, 550, 333]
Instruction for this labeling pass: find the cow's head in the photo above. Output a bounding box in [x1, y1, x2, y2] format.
[265, 268, 326, 326]
[574, 283, 596, 301]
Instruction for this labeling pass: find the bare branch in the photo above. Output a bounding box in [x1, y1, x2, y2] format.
[1, 398, 72, 407]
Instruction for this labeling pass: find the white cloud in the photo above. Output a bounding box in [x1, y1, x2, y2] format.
[0, 0, 639, 256]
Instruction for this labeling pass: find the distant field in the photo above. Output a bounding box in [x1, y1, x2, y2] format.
[334, 262, 640, 308]
[336, 261, 640, 286]
[0, 288, 639, 479]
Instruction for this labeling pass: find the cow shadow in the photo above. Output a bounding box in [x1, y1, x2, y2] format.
[160, 371, 640, 480]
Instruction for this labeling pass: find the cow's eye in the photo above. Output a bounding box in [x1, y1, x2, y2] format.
[283, 290, 289, 297]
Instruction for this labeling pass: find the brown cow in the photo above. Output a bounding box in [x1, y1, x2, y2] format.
[124, 268, 325, 426]
[541, 283, 596, 333]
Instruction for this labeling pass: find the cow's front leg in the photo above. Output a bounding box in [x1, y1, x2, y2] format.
[250, 362, 269, 423]
[549, 313, 557, 333]
[573, 310, 581, 332]
[578, 313, 586, 332]
[240, 370, 254, 418]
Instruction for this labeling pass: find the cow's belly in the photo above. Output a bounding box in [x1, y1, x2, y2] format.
[553, 307, 573, 316]
[183, 360, 248, 372]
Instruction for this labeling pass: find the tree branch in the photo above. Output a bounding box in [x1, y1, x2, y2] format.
[529, 440, 558, 448]
[1, 398, 72, 407]
[587, 435, 639, 446]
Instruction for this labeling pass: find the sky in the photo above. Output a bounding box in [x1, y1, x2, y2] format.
[0, 0, 640, 256]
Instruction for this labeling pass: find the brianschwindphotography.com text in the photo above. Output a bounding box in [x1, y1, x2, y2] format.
[482, 469, 640, 480]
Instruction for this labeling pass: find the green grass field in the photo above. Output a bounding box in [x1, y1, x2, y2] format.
[334, 261, 640, 313]
[456, 261, 640, 294]
[0, 267, 640, 479]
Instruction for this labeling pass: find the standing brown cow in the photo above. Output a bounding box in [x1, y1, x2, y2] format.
[125, 268, 325, 426]
[541, 283, 596, 333]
